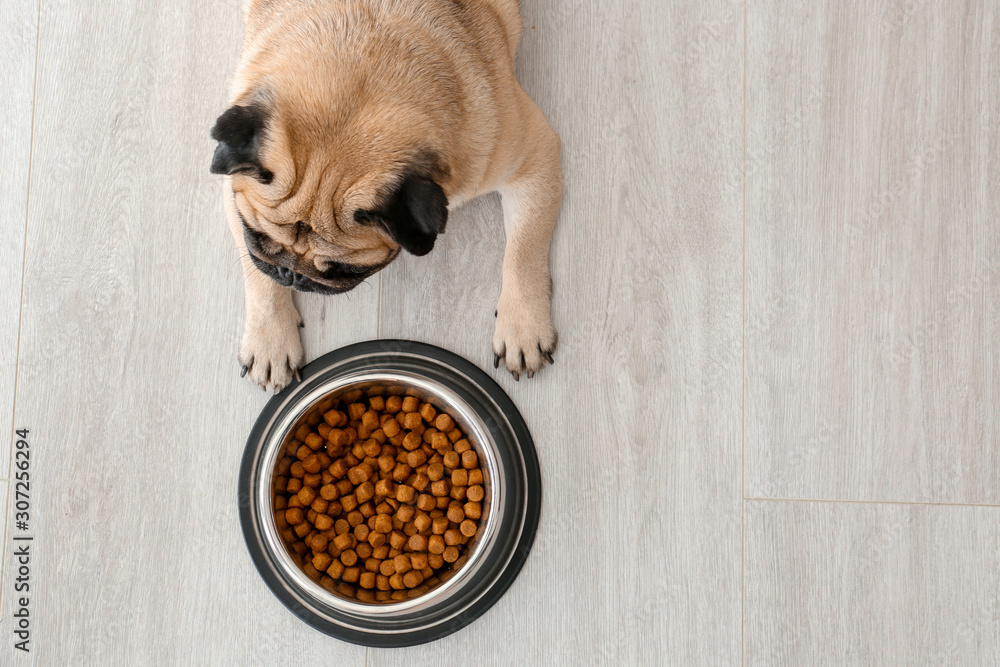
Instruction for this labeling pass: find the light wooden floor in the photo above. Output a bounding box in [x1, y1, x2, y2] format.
[0, 0, 996, 664]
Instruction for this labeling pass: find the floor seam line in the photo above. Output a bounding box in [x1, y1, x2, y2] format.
[744, 497, 1000, 508]
[741, 0, 749, 665]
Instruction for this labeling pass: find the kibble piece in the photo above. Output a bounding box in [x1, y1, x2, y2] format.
[430, 479, 450, 497]
[347, 403, 366, 420]
[427, 535, 446, 554]
[451, 468, 468, 486]
[320, 484, 340, 501]
[377, 454, 396, 474]
[442, 451, 460, 469]
[402, 412, 422, 431]
[392, 463, 412, 483]
[312, 552, 333, 572]
[374, 478, 395, 498]
[305, 433, 325, 450]
[373, 514, 393, 534]
[342, 566, 361, 583]
[433, 413, 454, 432]
[428, 553, 445, 569]
[406, 450, 427, 468]
[403, 570, 424, 589]
[329, 460, 349, 479]
[327, 559, 346, 579]
[314, 514, 334, 531]
[347, 465, 370, 485]
[381, 418, 401, 438]
[460, 519, 477, 537]
[393, 554, 413, 574]
[302, 454, 322, 474]
[431, 516, 449, 534]
[340, 549, 359, 567]
[297, 486, 317, 506]
[413, 513, 432, 533]
[430, 431, 449, 451]
[362, 439, 382, 458]
[402, 432, 422, 451]
[395, 485, 416, 504]
[339, 496, 358, 514]
[395, 504, 416, 523]
[461, 450, 478, 469]
[446, 505, 465, 524]
[407, 534, 428, 552]
[442, 546, 460, 563]
[311, 498, 329, 514]
[356, 481, 375, 503]
[285, 508, 304, 525]
[444, 529, 463, 546]
[467, 485, 484, 502]
[454, 439, 471, 454]
[389, 531, 408, 550]
[361, 410, 380, 431]
[463, 501, 482, 520]
[401, 396, 419, 413]
[310, 534, 329, 552]
[427, 463, 445, 482]
[359, 571, 377, 589]
[419, 402, 437, 423]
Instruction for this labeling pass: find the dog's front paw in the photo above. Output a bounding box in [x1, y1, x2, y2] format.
[238, 313, 305, 393]
[492, 293, 557, 380]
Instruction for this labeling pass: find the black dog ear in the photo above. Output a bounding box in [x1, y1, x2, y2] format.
[209, 105, 273, 183]
[356, 174, 448, 256]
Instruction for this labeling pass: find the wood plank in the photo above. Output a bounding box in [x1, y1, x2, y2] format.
[746, 500, 1000, 665]
[0, 0, 371, 662]
[0, 0, 38, 471]
[372, 0, 744, 663]
[746, 0, 1000, 502]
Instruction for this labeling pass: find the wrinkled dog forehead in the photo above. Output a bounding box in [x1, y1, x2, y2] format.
[211, 102, 449, 257]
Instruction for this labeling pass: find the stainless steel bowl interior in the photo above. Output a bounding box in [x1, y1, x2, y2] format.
[259, 370, 502, 618]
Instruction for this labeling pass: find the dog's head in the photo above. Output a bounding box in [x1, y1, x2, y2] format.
[210, 32, 456, 294]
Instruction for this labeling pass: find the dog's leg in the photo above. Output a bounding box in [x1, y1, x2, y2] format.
[224, 179, 305, 392]
[493, 101, 562, 380]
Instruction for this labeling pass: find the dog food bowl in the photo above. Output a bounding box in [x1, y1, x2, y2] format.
[238, 340, 542, 647]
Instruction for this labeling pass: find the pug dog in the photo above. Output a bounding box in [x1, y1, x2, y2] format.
[211, 0, 561, 391]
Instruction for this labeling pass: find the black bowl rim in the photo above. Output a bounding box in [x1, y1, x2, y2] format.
[237, 339, 542, 647]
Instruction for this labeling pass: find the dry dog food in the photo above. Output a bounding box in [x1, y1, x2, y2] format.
[272, 392, 486, 602]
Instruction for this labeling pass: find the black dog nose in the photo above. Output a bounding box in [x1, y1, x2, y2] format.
[274, 265, 294, 286]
